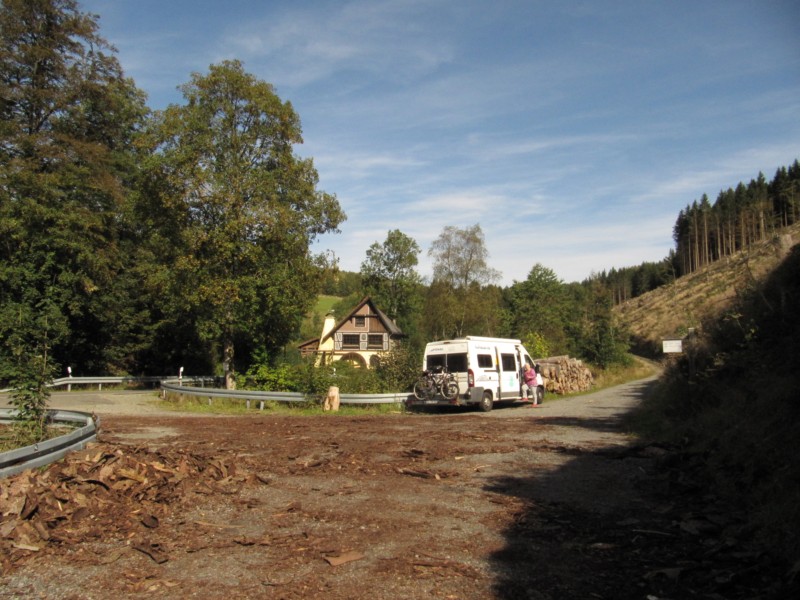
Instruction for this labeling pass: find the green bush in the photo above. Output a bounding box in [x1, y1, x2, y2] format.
[243, 359, 299, 391]
[372, 342, 421, 392]
[4, 354, 54, 443]
[243, 343, 421, 396]
[328, 360, 382, 393]
[522, 332, 550, 359]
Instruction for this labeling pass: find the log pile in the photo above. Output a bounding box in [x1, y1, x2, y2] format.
[535, 355, 593, 395]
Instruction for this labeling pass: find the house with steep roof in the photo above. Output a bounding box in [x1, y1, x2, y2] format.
[298, 296, 404, 368]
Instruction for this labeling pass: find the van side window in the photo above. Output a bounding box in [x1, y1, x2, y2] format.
[500, 353, 516, 371]
[477, 354, 493, 368]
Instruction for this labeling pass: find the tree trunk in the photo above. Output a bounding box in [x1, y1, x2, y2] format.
[223, 337, 235, 390]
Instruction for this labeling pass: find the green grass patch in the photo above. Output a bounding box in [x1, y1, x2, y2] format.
[0, 422, 77, 452]
[589, 355, 659, 391]
[315, 294, 342, 314]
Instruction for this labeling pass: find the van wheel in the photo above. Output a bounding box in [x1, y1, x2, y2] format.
[478, 391, 493, 412]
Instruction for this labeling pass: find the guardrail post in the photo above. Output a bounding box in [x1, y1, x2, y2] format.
[208, 396, 212, 406]
[246, 399, 250, 410]
[259, 401, 264, 410]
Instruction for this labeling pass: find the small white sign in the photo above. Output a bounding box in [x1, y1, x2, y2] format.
[662, 339, 683, 354]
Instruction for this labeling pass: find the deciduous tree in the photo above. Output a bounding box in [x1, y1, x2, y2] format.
[506, 264, 570, 354]
[360, 229, 422, 333]
[146, 60, 345, 388]
[426, 224, 500, 337]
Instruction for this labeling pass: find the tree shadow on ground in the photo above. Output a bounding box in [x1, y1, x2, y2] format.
[481, 390, 796, 600]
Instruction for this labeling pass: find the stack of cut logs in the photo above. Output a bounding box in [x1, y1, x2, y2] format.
[534, 355, 594, 395]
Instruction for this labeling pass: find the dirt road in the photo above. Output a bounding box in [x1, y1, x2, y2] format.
[1, 379, 791, 599]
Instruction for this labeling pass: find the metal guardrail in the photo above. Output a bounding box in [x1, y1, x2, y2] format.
[341, 392, 411, 405]
[0, 375, 214, 394]
[160, 381, 412, 406]
[2, 376, 411, 408]
[0, 409, 99, 478]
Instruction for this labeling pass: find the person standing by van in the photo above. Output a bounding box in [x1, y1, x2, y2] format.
[522, 363, 537, 404]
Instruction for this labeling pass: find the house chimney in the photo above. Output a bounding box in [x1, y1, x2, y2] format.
[320, 310, 336, 340]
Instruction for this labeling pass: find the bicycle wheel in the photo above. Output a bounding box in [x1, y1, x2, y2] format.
[441, 376, 459, 400]
[413, 377, 435, 400]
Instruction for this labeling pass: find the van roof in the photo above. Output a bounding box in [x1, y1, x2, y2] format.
[427, 336, 522, 345]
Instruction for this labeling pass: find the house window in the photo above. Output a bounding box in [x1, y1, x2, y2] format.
[367, 334, 384, 349]
[342, 334, 360, 349]
[354, 316, 366, 327]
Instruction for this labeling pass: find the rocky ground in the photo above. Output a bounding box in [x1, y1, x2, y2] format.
[1, 381, 796, 599]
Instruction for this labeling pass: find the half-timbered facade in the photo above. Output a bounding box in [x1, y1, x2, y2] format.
[298, 297, 404, 368]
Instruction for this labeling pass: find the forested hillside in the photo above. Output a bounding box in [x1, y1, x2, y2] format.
[672, 162, 800, 274]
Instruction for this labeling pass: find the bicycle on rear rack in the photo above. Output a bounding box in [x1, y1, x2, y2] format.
[412, 365, 459, 401]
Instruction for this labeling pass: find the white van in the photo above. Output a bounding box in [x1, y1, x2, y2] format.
[410, 336, 536, 411]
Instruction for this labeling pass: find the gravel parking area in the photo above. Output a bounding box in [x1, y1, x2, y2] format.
[1, 379, 792, 599]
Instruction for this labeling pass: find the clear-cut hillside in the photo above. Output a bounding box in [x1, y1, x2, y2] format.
[615, 222, 800, 356]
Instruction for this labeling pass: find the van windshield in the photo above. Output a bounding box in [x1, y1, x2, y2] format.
[427, 353, 468, 372]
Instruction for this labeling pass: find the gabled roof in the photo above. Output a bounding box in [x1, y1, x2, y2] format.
[297, 338, 320, 349]
[320, 296, 404, 344]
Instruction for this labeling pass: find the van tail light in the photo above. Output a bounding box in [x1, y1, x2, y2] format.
[467, 369, 474, 388]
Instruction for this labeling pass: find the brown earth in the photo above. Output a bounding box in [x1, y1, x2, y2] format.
[1, 383, 795, 599]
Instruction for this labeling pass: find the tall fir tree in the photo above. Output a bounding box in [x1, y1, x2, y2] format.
[0, 0, 148, 429]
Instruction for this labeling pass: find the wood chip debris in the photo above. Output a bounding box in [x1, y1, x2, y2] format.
[0, 443, 249, 573]
[323, 550, 364, 566]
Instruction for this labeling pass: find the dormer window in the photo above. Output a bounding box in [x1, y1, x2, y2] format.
[354, 316, 366, 327]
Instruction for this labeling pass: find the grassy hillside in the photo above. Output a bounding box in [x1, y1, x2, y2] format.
[297, 295, 343, 342]
[615, 222, 800, 356]
[315, 295, 342, 315]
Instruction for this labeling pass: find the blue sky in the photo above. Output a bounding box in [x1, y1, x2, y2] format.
[82, 0, 800, 285]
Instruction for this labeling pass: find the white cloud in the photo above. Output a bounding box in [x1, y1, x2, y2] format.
[81, 0, 800, 288]
[219, 0, 457, 88]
